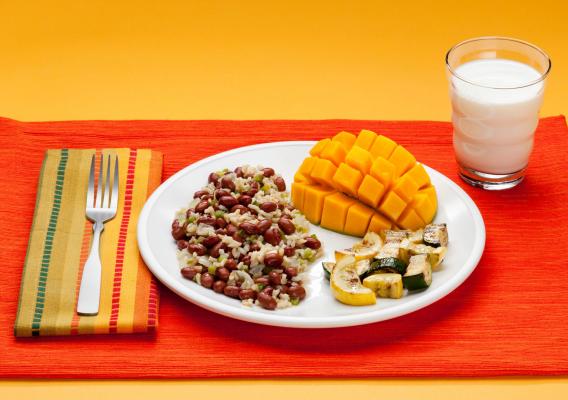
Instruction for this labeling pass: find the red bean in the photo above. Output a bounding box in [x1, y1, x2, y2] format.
[263, 227, 281, 246]
[283, 247, 295, 257]
[224, 258, 238, 270]
[239, 221, 258, 235]
[215, 267, 230, 281]
[181, 266, 199, 280]
[249, 243, 260, 252]
[215, 217, 227, 229]
[226, 224, 238, 236]
[241, 254, 251, 266]
[274, 177, 286, 191]
[219, 196, 238, 208]
[221, 175, 236, 191]
[232, 232, 244, 243]
[230, 204, 248, 214]
[210, 242, 228, 258]
[208, 173, 219, 185]
[215, 228, 227, 235]
[195, 200, 210, 213]
[198, 216, 216, 225]
[278, 217, 295, 235]
[234, 166, 244, 178]
[238, 195, 253, 206]
[258, 293, 277, 310]
[262, 168, 275, 177]
[200, 273, 214, 288]
[250, 181, 260, 190]
[193, 190, 210, 199]
[213, 280, 226, 293]
[244, 189, 258, 197]
[171, 220, 186, 240]
[202, 235, 221, 248]
[264, 252, 283, 268]
[260, 202, 277, 213]
[279, 285, 288, 295]
[261, 286, 274, 296]
[288, 285, 306, 300]
[304, 237, 321, 249]
[268, 271, 282, 286]
[285, 267, 298, 278]
[256, 219, 272, 233]
[239, 289, 257, 300]
[177, 240, 189, 250]
[223, 285, 240, 298]
[187, 243, 207, 256]
[254, 276, 269, 285]
[215, 189, 231, 200]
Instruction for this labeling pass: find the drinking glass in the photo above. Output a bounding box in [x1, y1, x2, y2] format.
[446, 37, 551, 190]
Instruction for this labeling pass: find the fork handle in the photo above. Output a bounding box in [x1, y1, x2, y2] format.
[77, 222, 104, 315]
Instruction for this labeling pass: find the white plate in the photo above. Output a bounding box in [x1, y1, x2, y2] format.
[137, 141, 485, 328]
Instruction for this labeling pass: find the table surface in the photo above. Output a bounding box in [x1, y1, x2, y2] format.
[1, 0, 567, 398]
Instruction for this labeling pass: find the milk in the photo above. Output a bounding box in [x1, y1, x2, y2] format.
[450, 59, 544, 175]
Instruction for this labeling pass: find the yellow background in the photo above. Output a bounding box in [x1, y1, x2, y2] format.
[1, 0, 567, 398]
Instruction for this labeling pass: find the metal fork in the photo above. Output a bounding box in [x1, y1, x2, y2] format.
[77, 154, 119, 316]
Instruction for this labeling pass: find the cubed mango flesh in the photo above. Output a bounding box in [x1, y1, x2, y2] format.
[367, 212, 392, 233]
[357, 175, 385, 208]
[320, 141, 347, 167]
[294, 131, 437, 236]
[389, 145, 416, 177]
[344, 202, 374, 237]
[303, 185, 336, 224]
[333, 131, 357, 150]
[354, 129, 377, 150]
[370, 157, 396, 189]
[369, 135, 397, 160]
[410, 193, 436, 223]
[397, 207, 425, 231]
[378, 191, 407, 222]
[310, 158, 337, 187]
[291, 182, 307, 209]
[321, 192, 356, 232]
[310, 138, 331, 157]
[406, 163, 430, 189]
[345, 146, 373, 175]
[392, 174, 419, 203]
[332, 163, 364, 198]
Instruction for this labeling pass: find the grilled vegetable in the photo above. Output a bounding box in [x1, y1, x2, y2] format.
[402, 254, 432, 290]
[330, 255, 376, 306]
[362, 257, 407, 279]
[322, 262, 334, 280]
[362, 273, 403, 299]
[407, 229, 424, 244]
[334, 232, 383, 263]
[423, 223, 448, 248]
[410, 244, 447, 269]
[380, 229, 410, 244]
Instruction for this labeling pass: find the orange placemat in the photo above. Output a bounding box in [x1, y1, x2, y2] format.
[1, 116, 567, 378]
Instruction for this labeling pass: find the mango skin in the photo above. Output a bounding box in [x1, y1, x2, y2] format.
[292, 130, 437, 237]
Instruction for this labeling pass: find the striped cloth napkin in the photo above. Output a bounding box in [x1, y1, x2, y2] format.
[14, 149, 162, 336]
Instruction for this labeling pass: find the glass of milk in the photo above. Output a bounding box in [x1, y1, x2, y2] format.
[446, 37, 551, 190]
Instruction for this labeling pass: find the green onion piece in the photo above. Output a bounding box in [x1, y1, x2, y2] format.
[261, 185, 270, 193]
[214, 210, 225, 218]
[290, 298, 300, 305]
[257, 284, 265, 291]
[254, 175, 264, 182]
[208, 266, 217, 275]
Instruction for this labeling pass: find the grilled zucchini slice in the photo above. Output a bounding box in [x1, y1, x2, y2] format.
[423, 223, 448, 248]
[403, 254, 432, 290]
[410, 244, 447, 269]
[362, 257, 407, 279]
[322, 262, 334, 280]
[362, 273, 403, 299]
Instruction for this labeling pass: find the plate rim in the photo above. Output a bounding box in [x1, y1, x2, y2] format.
[137, 141, 486, 328]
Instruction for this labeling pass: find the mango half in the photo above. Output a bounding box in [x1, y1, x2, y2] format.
[293, 130, 437, 236]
